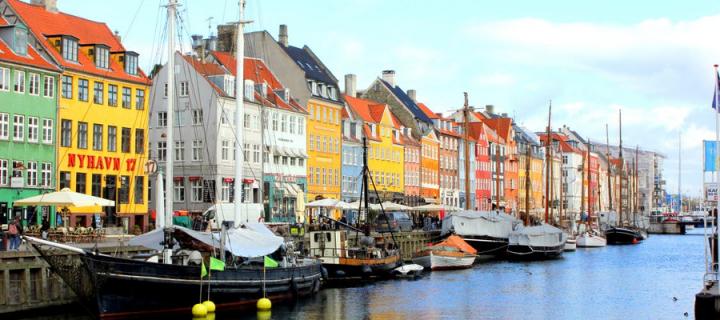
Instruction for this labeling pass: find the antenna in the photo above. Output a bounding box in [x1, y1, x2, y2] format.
[206, 16, 214, 36]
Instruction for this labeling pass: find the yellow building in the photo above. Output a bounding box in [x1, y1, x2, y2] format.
[517, 132, 544, 217]
[306, 97, 343, 201]
[345, 95, 404, 202]
[14, 1, 151, 230]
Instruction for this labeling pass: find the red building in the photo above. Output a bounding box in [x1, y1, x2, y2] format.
[469, 122, 492, 210]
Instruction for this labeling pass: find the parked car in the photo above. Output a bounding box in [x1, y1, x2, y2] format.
[374, 212, 413, 232]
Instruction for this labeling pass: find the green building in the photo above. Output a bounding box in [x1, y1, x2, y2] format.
[0, 22, 61, 226]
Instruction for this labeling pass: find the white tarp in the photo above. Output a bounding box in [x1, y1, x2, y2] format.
[442, 210, 520, 239]
[129, 225, 282, 258]
[509, 223, 566, 248]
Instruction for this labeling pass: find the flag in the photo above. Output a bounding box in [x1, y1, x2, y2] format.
[209, 257, 225, 271]
[713, 71, 720, 110]
[706, 140, 719, 172]
[201, 261, 208, 278]
[264, 256, 278, 268]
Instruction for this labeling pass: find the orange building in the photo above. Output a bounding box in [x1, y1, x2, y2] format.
[420, 130, 440, 204]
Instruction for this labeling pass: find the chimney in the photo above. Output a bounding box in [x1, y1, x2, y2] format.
[381, 70, 396, 87]
[485, 104, 494, 114]
[407, 89, 417, 102]
[344, 74, 357, 98]
[279, 24, 288, 47]
[191, 35, 203, 49]
[32, 0, 57, 13]
[113, 30, 121, 43]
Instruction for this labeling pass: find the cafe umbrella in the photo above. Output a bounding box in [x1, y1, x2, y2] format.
[13, 187, 115, 226]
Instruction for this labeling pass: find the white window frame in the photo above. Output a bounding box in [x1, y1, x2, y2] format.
[27, 116, 38, 142]
[175, 141, 185, 161]
[192, 109, 203, 125]
[180, 81, 189, 96]
[173, 179, 185, 202]
[0, 67, 9, 91]
[192, 140, 203, 161]
[12, 114, 24, 141]
[0, 113, 8, 140]
[42, 119, 53, 144]
[191, 179, 203, 202]
[28, 73, 39, 95]
[41, 162, 51, 187]
[0, 159, 7, 186]
[43, 76, 54, 98]
[157, 141, 167, 161]
[26, 161, 37, 187]
[14, 70, 25, 93]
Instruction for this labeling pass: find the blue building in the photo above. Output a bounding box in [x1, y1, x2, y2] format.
[341, 103, 363, 223]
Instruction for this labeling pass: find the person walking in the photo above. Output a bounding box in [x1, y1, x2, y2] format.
[41, 217, 51, 240]
[8, 217, 21, 250]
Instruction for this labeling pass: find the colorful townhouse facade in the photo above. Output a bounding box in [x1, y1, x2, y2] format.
[10, 0, 151, 230]
[515, 125, 544, 217]
[420, 130, 440, 204]
[402, 126, 421, 206]
[469, 122, 492, 211]
[340, 101, 362, 206]
[0, 2, 61, 226]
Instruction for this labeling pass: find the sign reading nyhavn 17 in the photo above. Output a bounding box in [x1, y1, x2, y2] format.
[66, 153, 139, 172]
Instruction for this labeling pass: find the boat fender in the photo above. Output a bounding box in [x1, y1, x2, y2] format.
[321, 267, 329, 279]
[362, 265, 372, 274]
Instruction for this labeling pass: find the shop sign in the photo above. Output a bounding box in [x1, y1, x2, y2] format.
[67, 153, 138, 172]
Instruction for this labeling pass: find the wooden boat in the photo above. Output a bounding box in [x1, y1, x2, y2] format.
[564, 236, 577, 251]
[412, 235, 476, 271]
[507, 223, 567, 260]
[605, 226, 641, 244]
[576, 231, 607, 247]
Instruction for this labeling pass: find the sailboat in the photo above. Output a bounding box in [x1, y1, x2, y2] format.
[24, 1, 322, 317]
[441, 94, 521, 259]
[576, 137, 606, 248]
[506, 118, 566, 260]
[605, 109, 642, 245]
[308, 137, 403, 284]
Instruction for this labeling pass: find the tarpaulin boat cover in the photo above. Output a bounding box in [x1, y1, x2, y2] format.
[508, 223, 567, 248]
[129, 225, 283, 258]
[430, 235, 477, 254]
[441, 210, 520, 239]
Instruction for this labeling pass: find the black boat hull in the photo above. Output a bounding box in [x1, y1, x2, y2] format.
[605, 227, 641, 245]
[461, 236, 509, 259]
[38, 251, 321, 319]
[322, 260, 401, 285]
[505, 244, 565, 260]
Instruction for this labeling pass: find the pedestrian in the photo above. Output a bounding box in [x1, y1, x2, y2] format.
[8, 217, 21, 250]
[41, 217, 51, 240]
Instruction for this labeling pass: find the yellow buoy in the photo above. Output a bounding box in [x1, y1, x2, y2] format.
[192, 303, 208, 317]
[257, 310, 272, 320]
[202, 300, 216, 313]
[205, 313, 216, 320]
[257, 297, 272, 310]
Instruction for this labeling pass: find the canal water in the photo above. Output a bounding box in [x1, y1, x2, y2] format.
[19, 230, 706, 320]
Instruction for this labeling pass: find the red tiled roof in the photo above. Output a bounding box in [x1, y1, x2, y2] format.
[9, 0, 149, 84]
[369, 104, 385, 123]
[417, 102, 439, 119]
[182, 55, 225, 76]
[389, 113, 402, 129]
[483, 118, 513, 142]
[341, 107, 350, 119]
[344, 94, 387, 124]
[0, 37, 58, 72]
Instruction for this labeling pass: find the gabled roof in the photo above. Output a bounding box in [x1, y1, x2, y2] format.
[183, 55, 225, 77]
[417, 102, 439, 120]
[0, 34, 58, 72]
[283, 45, 336, 85]
[483, 117, 513, 142]
[9, 0, 148, 84]
[344, 94, 387, 124]
[380, 79, 432, 124]
[514, 125, 541, 146]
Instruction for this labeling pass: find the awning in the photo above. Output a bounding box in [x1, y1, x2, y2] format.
[283, 183, 298, 196]
[275, 146, 289, 156]
[289, 183, 303, 195]
[298, 149, 309, 158]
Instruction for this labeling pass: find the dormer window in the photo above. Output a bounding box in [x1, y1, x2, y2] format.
[244, 80, 254, 101]
[328, 86, 337, 100]
[13, 26, 27, 55]
[94, 45, 109, 69]
[61, 36, 78, 62]
[124, 52, 139, 75]
[308, 80, 318, 95]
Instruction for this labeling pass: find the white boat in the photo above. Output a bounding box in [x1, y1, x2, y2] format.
[507, 223, 567, 260]
[576, 231, 607, 247]
[564, 236, 577, 251]
[411, 235, 477, 271]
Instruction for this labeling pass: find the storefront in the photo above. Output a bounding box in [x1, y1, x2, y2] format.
[263, 174, 306, 223]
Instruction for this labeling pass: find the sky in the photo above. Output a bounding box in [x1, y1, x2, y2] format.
[53, 0, 720, 197]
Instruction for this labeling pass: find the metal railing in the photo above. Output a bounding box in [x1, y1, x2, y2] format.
[702, 213, 719, 286]
[308, 246, 398, 260]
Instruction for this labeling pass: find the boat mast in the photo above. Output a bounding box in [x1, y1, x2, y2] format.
[586, 139, 591, 226]
[678, 131, 681, 213]
[606, 124, 612, 211]
[619, 108, 624, 226]
[635, 145, 639, 223]
[234, 0, 246, 224]
[544, 101, 552, 223]
[580, 146, 585, 223]
[525, 143, 531, 226]
[163, 0, 178, 264]
[496, 144, 501, 212]
[463, 92, 471, 210]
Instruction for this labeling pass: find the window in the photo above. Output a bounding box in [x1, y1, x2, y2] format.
[157, 141, 167, 161]
[175, 141, 185, 161]
[91, 174, 102, 197]
[13, 115, 24, 141]
[180, 81, 189, 96]
[77, 122, 87, 149]
[26, 161, 37, 187]
[62, 37, 78, 62]
[174, 110, 183, 126]
[191, 179, 203, 202]
[298, 118, 304, 135]
[281, 114, 287, 132]
[192, 140, 203, 161]
[107, 126, 117, 152]
[125, 53, 138, 75]
[253, 144, 260, 163]
[61, 75, 72, 98]
[244, 114, 250, 128]
[60, 119, 71, 147]
[75, 172, 86, 193]
[289, 116, 296, 134]
[221, 180, 230, 202]
[78, 78, 88, 101]
[244, 143, 250, 161]
[135, 129, 144, 154]
[135, 89, 145, 110]
[192, 109, 203, 125]
[119, 176, 130, 204]
[93, 82, 104, 104]
[95, 46, 109, 69]
[14, 70, 25, 93]
[221, 140, 229, 161]
[122, 87, 131, 108]
[28, 73, 39, 95]
[41, 163, 51, 187]
[0, 113, 7, 140]
[59, 171, 71, 189]
[0, 159, 6, 185]
[157, 112, 167, 127]
[43, 76, 54, 98]
[134, 176, 144, 204]
[108, 84, 118, 106]
[121, 127, 131, 153]
[92, 124, 103, 150]
[27, 117, 38, 142]
[309, 134, 314, 150]
[0, 67, 9, 90]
